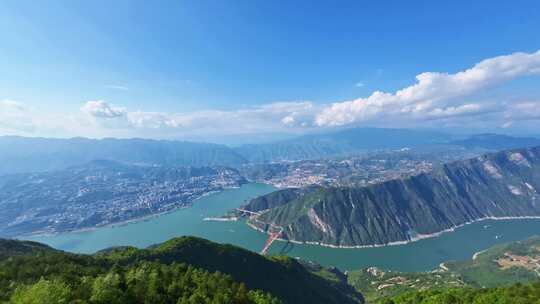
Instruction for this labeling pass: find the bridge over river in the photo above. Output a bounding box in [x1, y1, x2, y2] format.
[236, 208, 284, 255]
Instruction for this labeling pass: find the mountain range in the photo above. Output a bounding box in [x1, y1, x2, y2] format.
[2, 128, 540, 175]
[242, 146, 540, 247]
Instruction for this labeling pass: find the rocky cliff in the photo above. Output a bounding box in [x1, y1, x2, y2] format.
[247, 146, 540, 247]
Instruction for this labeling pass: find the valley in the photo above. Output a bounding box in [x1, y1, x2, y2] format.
[4, 5, 540, 302]
[23, 182, 540, 275]
[0, 131, 491, 239]
[2, 132, 540, 303]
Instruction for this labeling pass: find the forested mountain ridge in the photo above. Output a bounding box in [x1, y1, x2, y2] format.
[0, 236, 363, 304]
[3, 130, 538, 175]
[247, 146, 540, 247]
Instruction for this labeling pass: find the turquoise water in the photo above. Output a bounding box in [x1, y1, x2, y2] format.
[25, 183, 540, 272]
[24, 183, 275, 254]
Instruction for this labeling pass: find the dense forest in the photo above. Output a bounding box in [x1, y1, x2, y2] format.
[4, 236, 540, 303]
[0, 237, 362, 304]
[378, 282, 540, 304]
[5, 262, 278, 304]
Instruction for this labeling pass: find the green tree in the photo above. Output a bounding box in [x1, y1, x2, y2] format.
[10, 278, 72, 304]
[90, 272, 126, 304]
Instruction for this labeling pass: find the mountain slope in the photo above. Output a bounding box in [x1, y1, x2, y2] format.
[99, 237, 363, 304]
[0, 236, 363, 304]
[0, 239, 54, 260]
[348, 236, 540, 302]
[444, 235, 540, 287]
[249, 146, 540, 247]
[377, 282, 540, 304]
[239, 186, 322, 212]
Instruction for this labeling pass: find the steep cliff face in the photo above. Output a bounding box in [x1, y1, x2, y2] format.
[249, 146, 540, 247]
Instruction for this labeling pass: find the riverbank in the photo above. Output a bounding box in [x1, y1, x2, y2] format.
[247, 215, 540, 249]
[472, 249, 487, 260]
[203, 216, 239, 221]
[17, 207, 186, 238]
[16, 186, 243, 239]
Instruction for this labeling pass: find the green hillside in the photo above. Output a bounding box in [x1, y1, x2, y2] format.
[248, 146, 540, 246]
[445, 236, 540, 288]
[348, 236, 540, 302]
[0, 239, 54, 260]
[348, 267, 466, 302]
[0, 236, 363, 304]
[377, 282, 540, 304]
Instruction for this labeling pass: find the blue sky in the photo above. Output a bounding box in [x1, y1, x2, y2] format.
[1, 0, 540, 141]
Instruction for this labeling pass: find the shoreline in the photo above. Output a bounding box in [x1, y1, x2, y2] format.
[472, 249, 487, 260]
[19, 206, 189, 238]
[248, 215, 540, 249]
[203, 216, 239, 222]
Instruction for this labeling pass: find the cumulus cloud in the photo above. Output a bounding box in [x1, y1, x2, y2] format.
[3, 50, 540, 139]
[81, 100, 127, 118]
[316, 50, 540, 126]
[422, 103, 488, 119]
[76, 100, 318, 136]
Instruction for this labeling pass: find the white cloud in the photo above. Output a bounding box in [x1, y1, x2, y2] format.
[75, 100, 318, 136]
[104, 84, 129, 91]
[2, 50, 540, 139]
[81, 100, 127, 118]
[355, 82, 365, 87]
[0, 100, 36, 133]
[0, 99, 27, 111]
[316, 50, 540, 126]
[281, 115, 295, 125]
[507, 102, 540, 120]
[422, 103, 487, 119]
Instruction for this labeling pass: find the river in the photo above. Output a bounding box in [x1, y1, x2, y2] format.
[24, 183, 540, 272]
